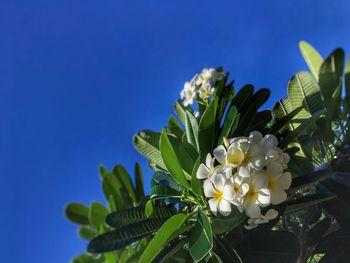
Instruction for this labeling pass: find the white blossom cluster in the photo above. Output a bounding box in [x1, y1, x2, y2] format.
[180, 68, 226, 106]
[196, 131, 292, 229]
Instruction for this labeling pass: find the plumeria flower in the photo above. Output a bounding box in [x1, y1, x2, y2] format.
[196, 153, 216, 180]
[204, 173, 233, 216]
[244, 209, 279, 229]
[273, 148, 290, 169]
[180, 81, 196, 106]
[239, 171, 271, 218]
[198, 83, 215, 100]
[266, 162, 292, 205]
[225, 173, 250, 206]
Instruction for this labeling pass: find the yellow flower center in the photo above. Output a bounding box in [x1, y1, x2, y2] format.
[214, 190, 223, 200]
[227, 148, 244, 166]
[268, 179, 277, 190]
[246, 189, 257, 201]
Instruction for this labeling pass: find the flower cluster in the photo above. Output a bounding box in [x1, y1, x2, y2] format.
[196, 131, 292, 229]
[180, 68, 226, 106]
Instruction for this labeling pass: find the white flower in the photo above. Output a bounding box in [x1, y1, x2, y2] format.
[274, 148, 290, 169]
[225, 173, 250, 206]
[266, 162, 292, 205]
[180, 82, 196, 106]
[196, 153, 216, 180]
[239, 171, 270, 218]
[198, 83, 215, 100]
[204, 173, 233, 216]
[244, 209, 279, 229]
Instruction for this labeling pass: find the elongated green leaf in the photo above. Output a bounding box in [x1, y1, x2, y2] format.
[65, 203, 90, 225]
[158, 238, 188, 263]
[138, 213, 189, 263]
[160, 130, 190, 188]
[288, 71, 323, 125]
[105, 204, 176, 228]
[212, 207, 246, 235]
[185, 111, 199, 150]
[151, 171, 183, 197]
[231, 84, 254, 111]
[299, 41, 323, 79]
[279, 108, 325, 148]
[134, 162, 145, 204]
[248, 110, 272, 131]
[271, 106, 303, 134]
[319, 48, 345, 107]
[284, 192, 336, 216]
[89, 202, 108, 229]
[101, 168, 129, 210]
[218, 106, 237, 144]
[345, 56, 350, 109]
[199, 99, 218, 161]
[88, 218, 167, 253]
[168, 115, 184, 139]
[113, 165, 136, 204]
[174, 100, 187, 125]
[189, 209, 213, 262]
[133, 130, 166, 170]
[289, 165, 333, 191]
[71, 253, 104, 263]
[78, 226, 96, 241]
[191, 157, 203, 196]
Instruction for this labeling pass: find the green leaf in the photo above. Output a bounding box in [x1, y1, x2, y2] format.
[71, 253, 104, 263]
[284, 192, 336, 216]
[88, 218, 168, 253]
[272, 98, 299, 132]
[191, 157, 203, 196]
[89, 202, 108, 229]
[151, 171, 183, 197]
[248, 110, 272, 131]
[271, 106, 303, 134]
[198, 99, 218, 161]
[138, 213, 189, 263]
[65, 203, 90, 225]
[218, 106, 237, 145]
[78, 225, 96, 241]
[133, 130, 166, 170]
[189, 209, 213, 262]
[319, 48, 345, 107]
[168, 115, 184, 138]
[174, 100, 187, 125]
[101, 168, 128, 210]
[105, 204, 176, 228]
[134, 162, 145, 204]
[299, 41, 323, 79]
[289, 165, 333, 191]
[345, 56, 350, 109]
[288, 71, 323, 124]
[185, 111, 199, 150]
[160, 129, 190, 188]
[212, 207, 246, 235]
[113, 165, 136, 204]
[230, 84, 254, 111]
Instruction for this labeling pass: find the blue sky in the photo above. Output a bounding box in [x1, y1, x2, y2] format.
[1, 0, 350, 262]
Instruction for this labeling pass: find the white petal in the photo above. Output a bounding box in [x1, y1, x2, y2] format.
[203, 179, 215, 197]
[240, 183, 250, 195]
[208, 198, 219, 215]
[223, 184, 235, 200]
[249, 144, 265, 157]
[264, 209, 278, 220]
[250, 156, 266, 169]
[270, 189, 287, 205]
[226, 146, 244, 167]
[266, 149, 280, 159]
[218, 200, 232, 216]
[251, 172, 268, 189]
[262, 134, 278, 148]
[213, 145, 227, 164]
[257, 189, 271, 205]
[246, 202, 261, 218]
[205, 153, 213, 168]
[211, 173, 225, 191]
[267, 161, 283, 178]
[249, 131, 263, 143]
[196, 164, 210, 179]
[279, 172, 292, 190]
[238, 166, 251, 178]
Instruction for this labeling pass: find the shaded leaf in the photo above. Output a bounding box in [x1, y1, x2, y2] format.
[65, 203, 90, 225]
[299, 41, 323, 79]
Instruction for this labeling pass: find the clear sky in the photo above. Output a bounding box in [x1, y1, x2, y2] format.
[1, 0, 350, 262]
